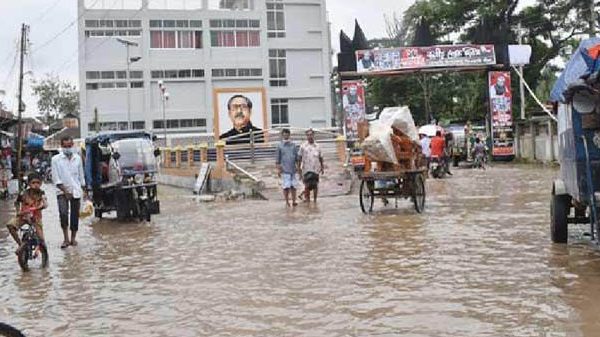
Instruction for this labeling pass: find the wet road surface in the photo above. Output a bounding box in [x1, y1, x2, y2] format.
[2, 164, 600, 336]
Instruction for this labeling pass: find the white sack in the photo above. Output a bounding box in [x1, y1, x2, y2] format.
[378, 106, 418, 141]
[362, 120, 398, 164]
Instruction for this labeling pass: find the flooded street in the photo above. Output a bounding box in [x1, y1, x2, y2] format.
[3, 164, 600, 336]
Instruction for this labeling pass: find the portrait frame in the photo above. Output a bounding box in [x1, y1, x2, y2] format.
[212, 87, 268, 140]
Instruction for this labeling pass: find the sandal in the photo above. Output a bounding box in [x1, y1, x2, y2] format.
[61, 242, 70, 249]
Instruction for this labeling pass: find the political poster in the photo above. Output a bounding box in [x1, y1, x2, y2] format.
[342, 80, 366, 140]
[488, 71, 515, 157]
[356, 45, 496, 73]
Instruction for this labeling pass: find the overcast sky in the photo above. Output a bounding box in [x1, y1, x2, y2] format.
[0, 0, 541, 117]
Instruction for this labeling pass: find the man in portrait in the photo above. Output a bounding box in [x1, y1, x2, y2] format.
[219, 94, 264, 145]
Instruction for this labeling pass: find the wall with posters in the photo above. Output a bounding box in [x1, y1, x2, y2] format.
[341, 80, 366, 140]
[488, 71, 515, 157]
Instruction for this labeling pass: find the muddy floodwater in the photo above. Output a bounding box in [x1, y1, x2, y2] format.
[2, 164, 600, 336]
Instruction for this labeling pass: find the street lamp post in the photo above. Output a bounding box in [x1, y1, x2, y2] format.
[158, 80, 169, 147]
[116, 37, 140, 130]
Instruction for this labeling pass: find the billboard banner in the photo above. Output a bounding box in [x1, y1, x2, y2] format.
[342, 80, 366, 140]
[489, 71, 514, 157]
[356, 45, 496, 73]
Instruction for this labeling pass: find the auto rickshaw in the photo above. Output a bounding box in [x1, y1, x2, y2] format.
[84, 131, 161, 221]
[549, 37, 600, 243]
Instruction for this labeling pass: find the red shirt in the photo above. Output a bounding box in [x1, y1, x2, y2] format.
[430, 136, 445, 157]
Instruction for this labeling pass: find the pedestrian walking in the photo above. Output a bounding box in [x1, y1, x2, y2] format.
[275, 128, 300, 207]
[298, 129, 324, 203]
[51, 136, 86, 249]
[419, 133, 431, 168]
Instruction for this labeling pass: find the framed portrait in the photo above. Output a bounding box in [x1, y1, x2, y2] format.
[213, 87, 268, 144]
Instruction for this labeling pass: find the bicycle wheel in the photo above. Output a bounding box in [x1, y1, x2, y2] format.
[359, 180, 374, 214]
[18, 242, 48, 272]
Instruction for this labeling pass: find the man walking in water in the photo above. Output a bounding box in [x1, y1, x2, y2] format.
[299, 129, 324, 203]
[276, 128, 299, 207]
[51, 136, 85, 248]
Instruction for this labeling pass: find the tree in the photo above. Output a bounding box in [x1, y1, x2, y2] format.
[31, 75, 79, 121]
[367, 0, 595, 122]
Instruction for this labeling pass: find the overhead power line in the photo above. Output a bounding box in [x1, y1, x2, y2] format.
[31, 0, 102, 53]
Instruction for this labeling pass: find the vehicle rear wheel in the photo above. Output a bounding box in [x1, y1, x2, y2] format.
[413, 174, 426, 213]
[359, 180, 374, 214]
[551, 193, 570, 243]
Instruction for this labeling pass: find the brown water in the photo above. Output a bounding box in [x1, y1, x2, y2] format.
[2, 164, 600, 336]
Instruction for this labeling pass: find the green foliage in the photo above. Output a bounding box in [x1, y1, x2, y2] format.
[369, 0, 596, 122]
[31, 75, 79, 120]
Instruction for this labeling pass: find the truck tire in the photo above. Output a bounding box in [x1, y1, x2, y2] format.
[551, 193, 570, 243]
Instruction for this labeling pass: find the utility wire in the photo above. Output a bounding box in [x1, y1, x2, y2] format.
[1, 48, 19, 90]
[31, 0, 102, 53]
[52, 4, 146, 75]
[30, 0, 64, 24]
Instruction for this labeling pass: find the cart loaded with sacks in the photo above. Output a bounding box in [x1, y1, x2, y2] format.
[353, 107, 428, 214]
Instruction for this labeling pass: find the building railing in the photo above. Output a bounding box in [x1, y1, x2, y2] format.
[159, 128, 348, 178]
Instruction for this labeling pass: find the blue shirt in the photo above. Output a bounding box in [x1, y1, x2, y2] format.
[276, 141, 298, 174]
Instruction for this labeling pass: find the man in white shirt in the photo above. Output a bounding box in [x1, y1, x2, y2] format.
[420, 134, 431, 168]
[51, 136, 85, 249]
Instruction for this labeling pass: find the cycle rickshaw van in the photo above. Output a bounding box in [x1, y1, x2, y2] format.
[550, 37, 600, 243]
[84, 131, 161, 221]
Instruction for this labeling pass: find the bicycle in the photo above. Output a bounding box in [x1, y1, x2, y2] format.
[16, 212, 48, 272]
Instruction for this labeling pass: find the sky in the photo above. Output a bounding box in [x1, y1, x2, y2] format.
[0, 0, 541, 117]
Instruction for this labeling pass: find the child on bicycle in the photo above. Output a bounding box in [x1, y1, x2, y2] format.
[6, 172, 47, 253]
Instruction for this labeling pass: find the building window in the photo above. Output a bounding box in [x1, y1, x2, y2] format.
[209, 19, 259, 47]
[211, 68, 262, 78]
[267, 1, 285, 38]
[153, 118, 207, 129]
[88, 121, 145, 132]
[84, 19, 142, 37]
[269, 49, 287, 87]
[153, 120, 164, 129]
[132, 121, 146, 130]
[86, 71, 100, 79]
[208, 0, 251, 10]
[150, 20, 202, 49]
[129, 71, 143, 79]
[210, 30, 259, 47]
[85, 0, 142, 9]
[167, 120, 179, 128]
[151, 68, 204, 79]
[130, 81, 144, 88]
[271, 99, 289, 125]
[148, 0, 203, 9]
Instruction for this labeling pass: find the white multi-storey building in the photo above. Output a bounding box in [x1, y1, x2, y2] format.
[77, 0, 332, 140]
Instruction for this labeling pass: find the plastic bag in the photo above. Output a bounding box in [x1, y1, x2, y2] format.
[362, 121, 398, 164]
[378, 106, 418, 141]
[79, 200, 94, 219]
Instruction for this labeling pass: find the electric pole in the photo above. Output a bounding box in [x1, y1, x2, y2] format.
[16, 23, 29, 196]
[94, 107, 99, 133]
[591, 0, 597, 36]
[518, 22, 526, 120]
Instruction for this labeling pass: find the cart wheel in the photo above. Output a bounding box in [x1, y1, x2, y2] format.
[551, 193, 570, 243]
[359, 180, 374, 214]
[413, 174, 426, 213]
